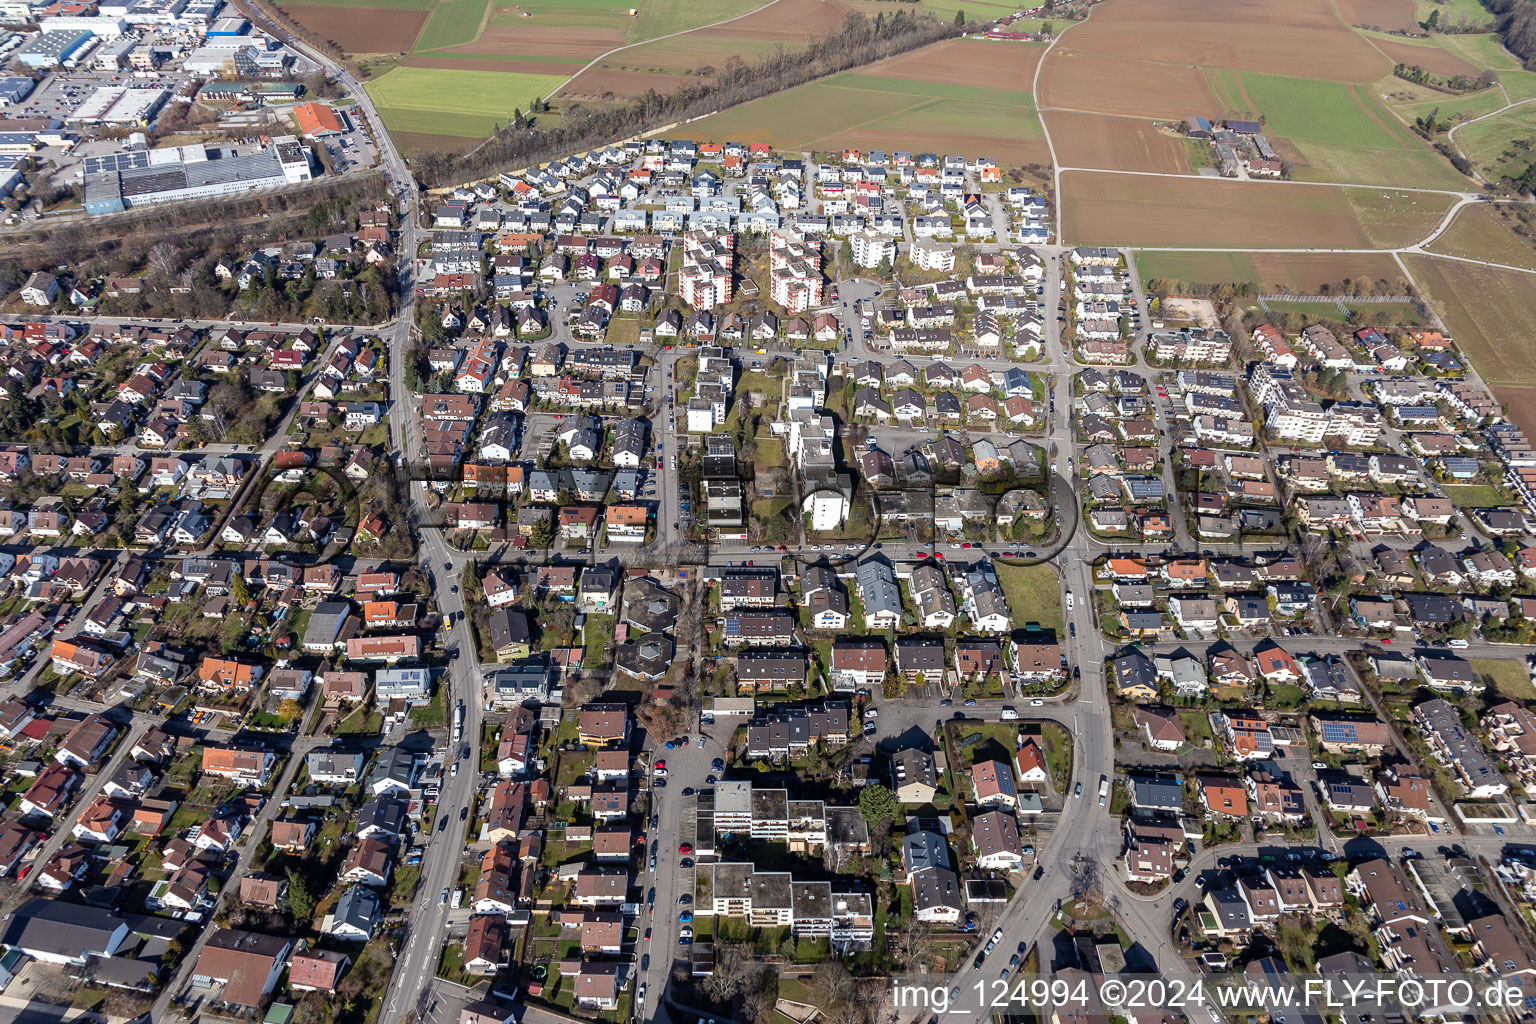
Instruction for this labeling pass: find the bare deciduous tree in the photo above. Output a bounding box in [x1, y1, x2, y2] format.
[147, 241, 183, 282]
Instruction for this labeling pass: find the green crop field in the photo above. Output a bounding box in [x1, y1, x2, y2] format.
[1458, 102, 1536, 181]
[366, 66, 568, 137]
[1413, 0, 1496, 29]
[1207, 70, 1471, 187]
[278, 0, 432, 8]
[412, 0, 491, 51]
[1436, 31, 1521, 71]
[845, 0, 1026, 21]
[1391, 84, 1508, 125]
[686, 72, 1046, 162]
[1135, 251, 1261, 288]
[629, 0, 762, 40]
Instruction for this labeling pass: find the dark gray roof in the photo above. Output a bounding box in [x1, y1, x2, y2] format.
[0, 898, 130, 960]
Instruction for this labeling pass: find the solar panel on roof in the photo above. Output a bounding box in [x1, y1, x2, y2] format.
[1320, 722, 1355, 742]
[82, 151, 149, 174]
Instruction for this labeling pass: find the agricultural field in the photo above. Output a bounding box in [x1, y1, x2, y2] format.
[365, 66, 568, 143]
[684, 64, 1048, 164]
[1456, 102, 1536, 183]
[282, 3, 429, 52]
[1432, 35, 1536, 98]
[1062, 172, 1448, 248]
[285, 0, 786, 120]
[412, 0, 493, 51]
[1404, 254, 1536, 387]
[1338, 0, 1421, 33]
[1345, 186, 1457, 245]
[561, 0, 854, 97]
[1385, 78, 1508, 127]
[851, 37, 1044, 93]
[845, 0, 1022, 20]
[1495, 385, 1536, 445]
[1043, 0, 1390, 82]
[1426, 203, 1536, 271]
[1036, 52, 1220, 120]
[1368, 34, 1482, 79]
[1048, 112, 1191, 173]
[1134, 250, 1408, 292]
[1412, 0, 1497, 30]
[1203, 69, 1470, 187]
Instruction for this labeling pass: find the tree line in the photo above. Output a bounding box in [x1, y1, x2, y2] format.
[1488, 0, 1536, 66]
[413, 11, 960, 187]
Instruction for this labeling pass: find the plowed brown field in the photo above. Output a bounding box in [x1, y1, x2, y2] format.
[1052, 0, 1389, 82]
[1248, 251, 1406, 290]
[1372, 38, 1482, 78]
[1037, 52, 1217, 119]
[1049, 112, 1191, 172]
[449, 24, 624, 60]
[700, 0, 850, 39]
[1061, 171, 1379, 247]
[405, 56, 582, 75]
[1335, 0, 1420, 32]
[852, 37, 1043, 92]
[285, 5, 427, 51]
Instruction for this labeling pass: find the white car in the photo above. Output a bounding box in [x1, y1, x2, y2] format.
[863, 708, 878, 719]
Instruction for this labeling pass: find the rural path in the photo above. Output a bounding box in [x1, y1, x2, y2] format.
[1056, 163, 1483, 199]
[1446, 94, 1536, 183]
[538, 0, 792, 102]
[1032, 8, 1092, 233]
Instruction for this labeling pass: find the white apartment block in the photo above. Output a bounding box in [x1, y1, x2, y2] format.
[850, 229, 896, 269]
[680, 229, 734, 309]
[769, 229, 823, 313]
[909, 241, 955, 273]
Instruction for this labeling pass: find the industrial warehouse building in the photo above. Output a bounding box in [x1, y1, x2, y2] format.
[83, 137, 314, 215]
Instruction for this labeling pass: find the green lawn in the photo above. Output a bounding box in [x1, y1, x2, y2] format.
[409, 685, 446, 728]
[993, 563, 1062, 635]
[1472, 659, 1536, 700]
[583, 614, 614, 669]
[366, 66, 569, 138]
[1177, 710, 1212, 747]
[1442, 483, 1513, 507]
[335, 707, 383, 736]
